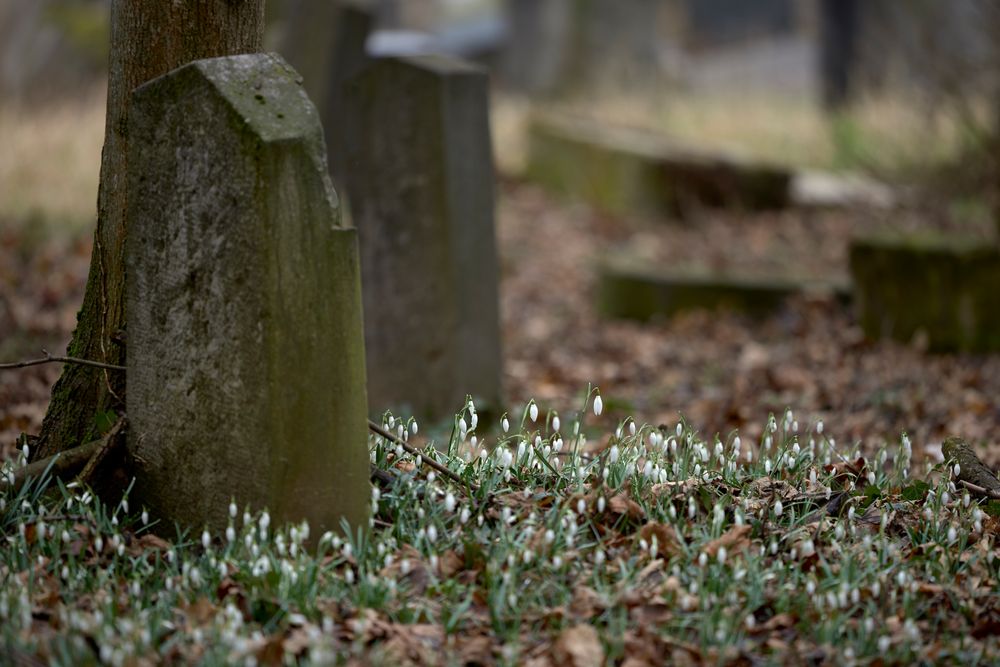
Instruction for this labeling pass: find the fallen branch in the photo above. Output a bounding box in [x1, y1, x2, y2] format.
[368, 419, 479, 495]
[0, 349, 126, 372]
[4, 439, 102, 494]
[942, 436, 1000, 500]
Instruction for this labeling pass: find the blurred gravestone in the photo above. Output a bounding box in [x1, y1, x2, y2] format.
[345, 55, 503, 420]
[278, 0, 375, 186]
[126, 53, 370, 537]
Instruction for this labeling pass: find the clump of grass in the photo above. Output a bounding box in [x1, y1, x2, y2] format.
[2, 391, 998, 665]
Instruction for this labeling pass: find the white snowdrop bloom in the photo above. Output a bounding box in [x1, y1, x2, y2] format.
[342, 542, 353, 559]
[516, 440, 527, 461]
[388, 416, 395, 429]
[628, 421, 636, 436]
[962, 493, 971, 508]
[528, 402, 538, 423]
[693, 463, 702, 478]
[593, 395, 603, 416]
[552, 555, 563, 568]
[688, 497, 697, 519]
[714, 442, 723, 459]
[615, 426, 622, 439]
[764, 459, 772, 475]
[806, 579, 816, 595]
[947, 526, 957, 543]
[444, 492, 456, 513]
[344, 568, 355, 584]
[414, 454, 423, 469]
[410, 420, 418, 436]
[470, 412, 479, 430]
[594, 549, 606, 565]
[745, 615, 756, 630]
[764, 435, 773, 450]
[543, 445, 551, 459]
[552, 415, 560, 432]
[800, 539, 815, 558]
[643, 460, 653, 479]
[769, 540, 778, 555]
[896, 570, 907, 587]
[427, 525, 438, 544]
[501, 507, 512, 524]
[953, 463, 961, 478]
[625, 462, 635, 478]
[458, 417, 468, 434]
[848, 506, 856, 521]
[809, 469, 817, 486]
[596, 496, 606, 513]
[553, 437, 563, 452]
[501, 449, 513, 469]
[577, 498, 586, 515]
[676, 422, 683, 437]
[941, 491, 950, 505]
[867, 471, 876, 485]
[717, 547, 727, 565]
[502, 416, 510, 433]
[478, 448, 487, 460]
[609, 445, 620, 464]
[201, 530, 211, 550]
[470, 435, 478, 448]
[225, 525, 236, 543]
[371, 487, 381, 504]
[395, 444, 404, 458]
[871, 581, 881, 597]
[698, 552, 708, 568]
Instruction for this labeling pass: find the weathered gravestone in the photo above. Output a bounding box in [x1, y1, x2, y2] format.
[345, 55, 503, 420]
[850, 234, 1000, 352]
[278, 0, 375, 187]
[126, 53, 370, 537]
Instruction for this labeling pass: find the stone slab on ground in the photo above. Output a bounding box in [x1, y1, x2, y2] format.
[598, 255, 848, 321]
[126, 53, 370, 538]
[850, 233, 1000, 352]
[526, 114, 792, 217]
[345, 54, 503, 420]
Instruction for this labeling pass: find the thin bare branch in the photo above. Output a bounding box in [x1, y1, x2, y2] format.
[0, 350, 126, 372]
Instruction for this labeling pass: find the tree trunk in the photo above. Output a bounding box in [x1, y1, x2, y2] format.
[33, 0, 264, 461]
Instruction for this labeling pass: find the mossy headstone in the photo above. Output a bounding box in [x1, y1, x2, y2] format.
[849, 233, 1000, 352]
[126, 53, 370, 538]
[345, 55, 503, 420]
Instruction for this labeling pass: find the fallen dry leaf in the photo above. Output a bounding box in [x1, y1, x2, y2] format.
[553, 624, 604, 667]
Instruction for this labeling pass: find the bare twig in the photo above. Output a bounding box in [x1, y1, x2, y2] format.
[958, 479, 1000, 501]
[367, 419, 479, 495]
[0, 349, 126, 373]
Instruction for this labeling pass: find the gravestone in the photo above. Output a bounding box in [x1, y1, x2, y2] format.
[126, 53, 370, 537]
[278, 0, 375, 187]
[527, 114, 791, 217]
[345, 55, 502, 420]
[850, 234, 1000, 352]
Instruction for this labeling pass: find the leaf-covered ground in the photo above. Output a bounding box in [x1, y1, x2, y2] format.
[2, 403, 999, 665]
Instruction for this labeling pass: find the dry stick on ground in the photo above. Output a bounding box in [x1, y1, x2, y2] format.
[1, 352, 476, 495]
[5, 439, 102, 494]
[942, 436, 1000, 500]
[367, 419, 480, 495]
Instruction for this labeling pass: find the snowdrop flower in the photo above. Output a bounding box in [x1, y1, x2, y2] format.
[764, 459, 772, 475]
[594, 549, 605, 565]
[698, 552, 708, 568]
[593, 395, 603, 416]
[642, 460, 653, 479]
[947, 525, 957, 543]
[609, 445, 620, 464]
[459, 417, 468, 434]
[773, 500, 783, 517]
[470, 412, 478, 430]
[444, 492, 456, 513]
[953, 463, 961, 478]
[553, 437, 563, 452]
[501, 416, 510, 433]
[201, 530, 211, 549]
[577, 498, 586, 515]
[552, 415, 560, 432]
[629, 421, 636, 436]
[529, 402, 538, 423]
[597, 496, 606, 513]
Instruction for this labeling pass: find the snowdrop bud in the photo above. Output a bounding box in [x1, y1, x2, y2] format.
[577, 498, 586, 515]
[848, 506, 856, 521]
[529, 403, 538, 423]
[470, 412, 479, 430]
[809, 469, 817, 486]
[226, 525, 236, 543]
[609, 445, 620, 464]
[676, 422, 683, 437]
[698, 552, 708, 568]
[953, 463, 961, 477]
[459, 417, 468, 434]
[643, 460, 653, 478]
[597, 496, 606, 513]
[444, 492, 456, 513]
[201, 529, 211, 549]
[460, 507, 471, 524]
[629, 421, 636, 436]
[764, 459, 772, 474]
[817, 420, 824, 434]
[947, 526, 957, 543]
[470, 435, 478, 448]
[594, 549, 605, 565]
[746, 449, 753, 463]
[593, 395, 603, 416]
[502, 416, 510, 433]
[142, 509, 149, 525]
[773, 500, 783, 517]
[544, 529, 555, 544]
[552, 415, 560, 432]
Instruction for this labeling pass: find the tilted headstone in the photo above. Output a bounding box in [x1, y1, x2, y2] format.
[345, 55, 503, 420]
[126, 53, 370, 537]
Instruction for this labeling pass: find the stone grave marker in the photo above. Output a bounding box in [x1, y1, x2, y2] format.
[279, 0, 375, 187]
[850, 233, 1000, 352]
[345, 54, 503, 420]
[126, 53, 370, 537]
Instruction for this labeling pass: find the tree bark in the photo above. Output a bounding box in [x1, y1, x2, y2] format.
[34, 0, 264, 461]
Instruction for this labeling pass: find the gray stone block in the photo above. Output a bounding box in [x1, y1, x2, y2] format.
[345, 54, 503, 420]
[126, 53, 370, 538]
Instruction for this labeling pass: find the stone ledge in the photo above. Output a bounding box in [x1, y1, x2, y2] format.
[597, 255, 848, 321]
[526, 113, 792, 217]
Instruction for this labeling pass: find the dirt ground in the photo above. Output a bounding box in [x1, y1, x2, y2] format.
[2, 180, 1000, 468]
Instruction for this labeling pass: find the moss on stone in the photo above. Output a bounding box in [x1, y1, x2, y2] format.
[849, 233, 1000, 352]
